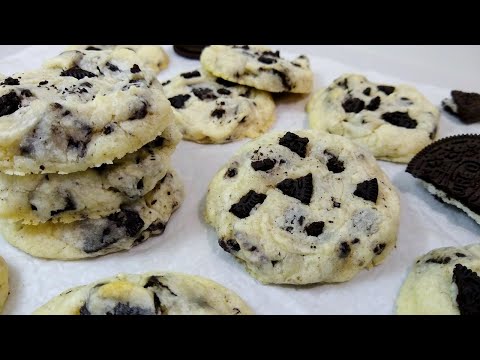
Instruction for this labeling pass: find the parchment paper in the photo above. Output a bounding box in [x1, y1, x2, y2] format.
[1, 45, 478, 314]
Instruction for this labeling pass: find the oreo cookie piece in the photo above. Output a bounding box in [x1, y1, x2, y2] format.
[406, 134, 480, 225]
[173, 45, 209, 59]
[396, 244, 480, 315]
[205, 129, 400, 285]
[442, 90, 480, 124]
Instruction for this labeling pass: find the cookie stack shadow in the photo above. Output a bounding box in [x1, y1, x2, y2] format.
[0, 48, 184, 260]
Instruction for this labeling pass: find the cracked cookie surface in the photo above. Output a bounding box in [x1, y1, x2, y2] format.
[205, 130, 400, 284]
[163, 69, 275, 143]
[307, 74, 439, 163]
[200, 45, 313, 93]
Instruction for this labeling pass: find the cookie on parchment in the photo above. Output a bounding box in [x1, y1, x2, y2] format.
[307, 74, 439, 163]
[0, 256, 8, 312]
[205, 130, 400, 285]
[406, 134, 480, 225]
[162, 69, 275, 143]
[200, 45, 313, 93]
[442, 90, 480, 124]
[0, 171, 183, 260]
[396, 244, 480, 315]
[34, 272, 252, 315]
[67, 45, 169, 74]
[0, 124, 180, 224]
[0, 48, 173, 175]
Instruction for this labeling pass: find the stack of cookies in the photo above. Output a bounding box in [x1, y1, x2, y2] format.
[162, 45, 314, 144]
[0, 48, 183, 260]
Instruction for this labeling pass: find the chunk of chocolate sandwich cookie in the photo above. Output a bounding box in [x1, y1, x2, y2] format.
[0, 171, 183, 260]
[406, 134, 480, 225]
[307, 73, 440, 163]
[200, 45, 313, 93]
[0, 48, 174, 175]
[173, 45, 208, 59]
[162, 68, 275, 143]
[34, 272, 253, 315]
[396, 244, 480, 315]
[205, 130, 400, 285]
[442, 90, 480, 124]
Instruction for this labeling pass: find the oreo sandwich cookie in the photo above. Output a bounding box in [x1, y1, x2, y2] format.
[442, 90, 480, 124]
[173, 45, 208, 59]
[406, 134, 480, 225]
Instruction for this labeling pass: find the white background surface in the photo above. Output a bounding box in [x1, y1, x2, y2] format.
[0, 45, 479, 315]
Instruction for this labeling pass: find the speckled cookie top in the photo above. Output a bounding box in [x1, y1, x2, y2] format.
[162, 68, 275, 143]
[307, 73, 439, 163]
[205, 130, 400, 284]
[200, 45, 313, 93]
[0, 48, 173, 175]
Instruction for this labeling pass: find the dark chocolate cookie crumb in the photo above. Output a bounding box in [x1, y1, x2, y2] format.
[339, 242, 351, 258]
[426, 257, 451, 264]
[130, 64, 141, 73]
[366, 96, 381, 111]
[279, 132, 309, 158]
[192, 87, 217, 101]
[219, 238, 241, 253]
[215, 78, 236, 87]
[211, 108, 225, 118]
[168, 94, 191, 109]
[342, 97, 365, 113]
[251, 158, 276, 171]
[363, 88, 371, 96]
[180, 70, 201, 79]
[229, 190, 267, 218]
[0, 91, 22, 117]
[1, 77, 19, 86]
[373, 243, 386, 255]
[325, 151, 345, 173]
[377, 85, 395, 95]
[60, 66, 97, 80]
[448, 90, 480, 124]
[276, 173, 313, 205]
[304, 221, 324, 236]
[353, 178, 379, 203]
[381, 111, 417, 129]
[453, 264, 480, 315]
[225, 167, 237, 178]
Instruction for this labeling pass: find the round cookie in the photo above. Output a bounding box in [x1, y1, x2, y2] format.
[0, 48, 173, 175]
[67, 45, 169, 74]
[396, 244, 480, 315]
[205, 130, 400, 285]
[34, 271, 252, 315]
[307, 73, 440, 163]
[200, 45, 313, 94]
[162, 69, 275, 143]
[0, 256, 8, 312]
[0, 171, 183, 260]
[0, 123, 180, 224]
